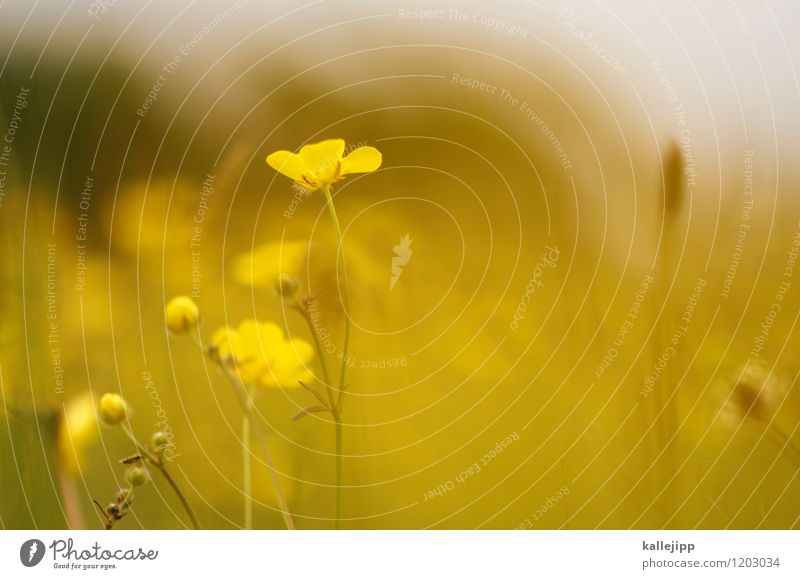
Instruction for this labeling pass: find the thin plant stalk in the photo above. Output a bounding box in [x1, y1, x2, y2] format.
[242, 389, 253, 530]
[321, 183, 347, 530]
[294, 297, 335, 410]
[56, 458, 85, 530]
[652, 142, 684, 519]
[120, 424, 200, 529]
[191, 331, 295, 529]
[220, 366, 296, 530]
[293, 297, 343, 529]
[321, 184, 352, 393]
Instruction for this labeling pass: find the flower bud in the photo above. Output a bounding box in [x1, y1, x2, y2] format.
[98, 393, 127, 426]
[275, 274, 300, 298]
[151, 431, 170, 451]
[165, 296, 199, 334]
[126, 466, 148, 487]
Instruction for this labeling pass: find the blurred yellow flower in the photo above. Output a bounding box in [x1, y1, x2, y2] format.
[266, 139, 382, 191]
[58, 392, 99, 475]
[211, 320, 313, 389]
[165, 296, 200, 334]
[232, 239, 307, 287]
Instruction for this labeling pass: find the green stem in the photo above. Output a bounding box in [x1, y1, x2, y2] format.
[154, 462, 200, 530]
[56, 453, 85, 530]
[321, 184, 351, 396]
[295, 297, 335, 411]
[192, 330, 295, 529]
[242, 388, 253, 530]
[334, 415, 342, 530]
[221, 367, 296, 530]
[121, 424, 200, 530]
[321, 184, 348, 530]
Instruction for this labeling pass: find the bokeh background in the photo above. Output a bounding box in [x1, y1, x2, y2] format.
[2, 0, 800, 529]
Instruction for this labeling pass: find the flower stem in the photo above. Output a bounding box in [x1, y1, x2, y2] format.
[294, 297, 335, 411]
[321, 184, 348, 530]
[192, 330, 295, 529]
[242, 388, 253, 530]
[120, 424, 200, 530]
[334, 415, 342, 529]
[221, 367, 296, 530]
[321, 185, 351, 392]
[55, 453, 85, 530]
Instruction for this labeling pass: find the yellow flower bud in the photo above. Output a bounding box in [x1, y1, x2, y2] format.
[165, 296, 199, 334]
[275, 273, 300, 298]
[98, 393, 127, 426]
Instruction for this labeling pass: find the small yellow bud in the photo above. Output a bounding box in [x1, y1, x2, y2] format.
[98, 393, 127, 426]
[126, 466, 148, 487]
[275, 274, 300, 298]
[165, 296, 199, 334]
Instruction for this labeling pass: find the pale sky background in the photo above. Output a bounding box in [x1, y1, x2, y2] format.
[2, 0, 798, 192]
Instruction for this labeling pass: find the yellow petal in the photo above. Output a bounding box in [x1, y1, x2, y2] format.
[298, 139, 345, 178]
[268, 338, 314, 388]
[340, 146, 382, 176]
[266, 150, 309, 181]
[287, 338, 314, 367]
[211, 326, 239, 359]
[267, 368, 312, 389]
[238, 320, 283, 350]
[237, 360, 266, 386]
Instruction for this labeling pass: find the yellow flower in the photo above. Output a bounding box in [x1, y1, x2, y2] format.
[98, 393, 127, 425]
[266, 139, 382, 191]
[210, 320, 313, 389]
[58, 392, 99, 475]
[166, 296, 199, 334]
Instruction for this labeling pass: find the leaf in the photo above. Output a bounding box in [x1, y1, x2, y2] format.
[291, 405, 330, 422]
[119, 454, 142, 464]
[298, 381, 330, 408]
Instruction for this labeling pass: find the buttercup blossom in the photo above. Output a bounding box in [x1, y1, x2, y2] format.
[211, 320, 313, 389]
[266, 139, 382, 191]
